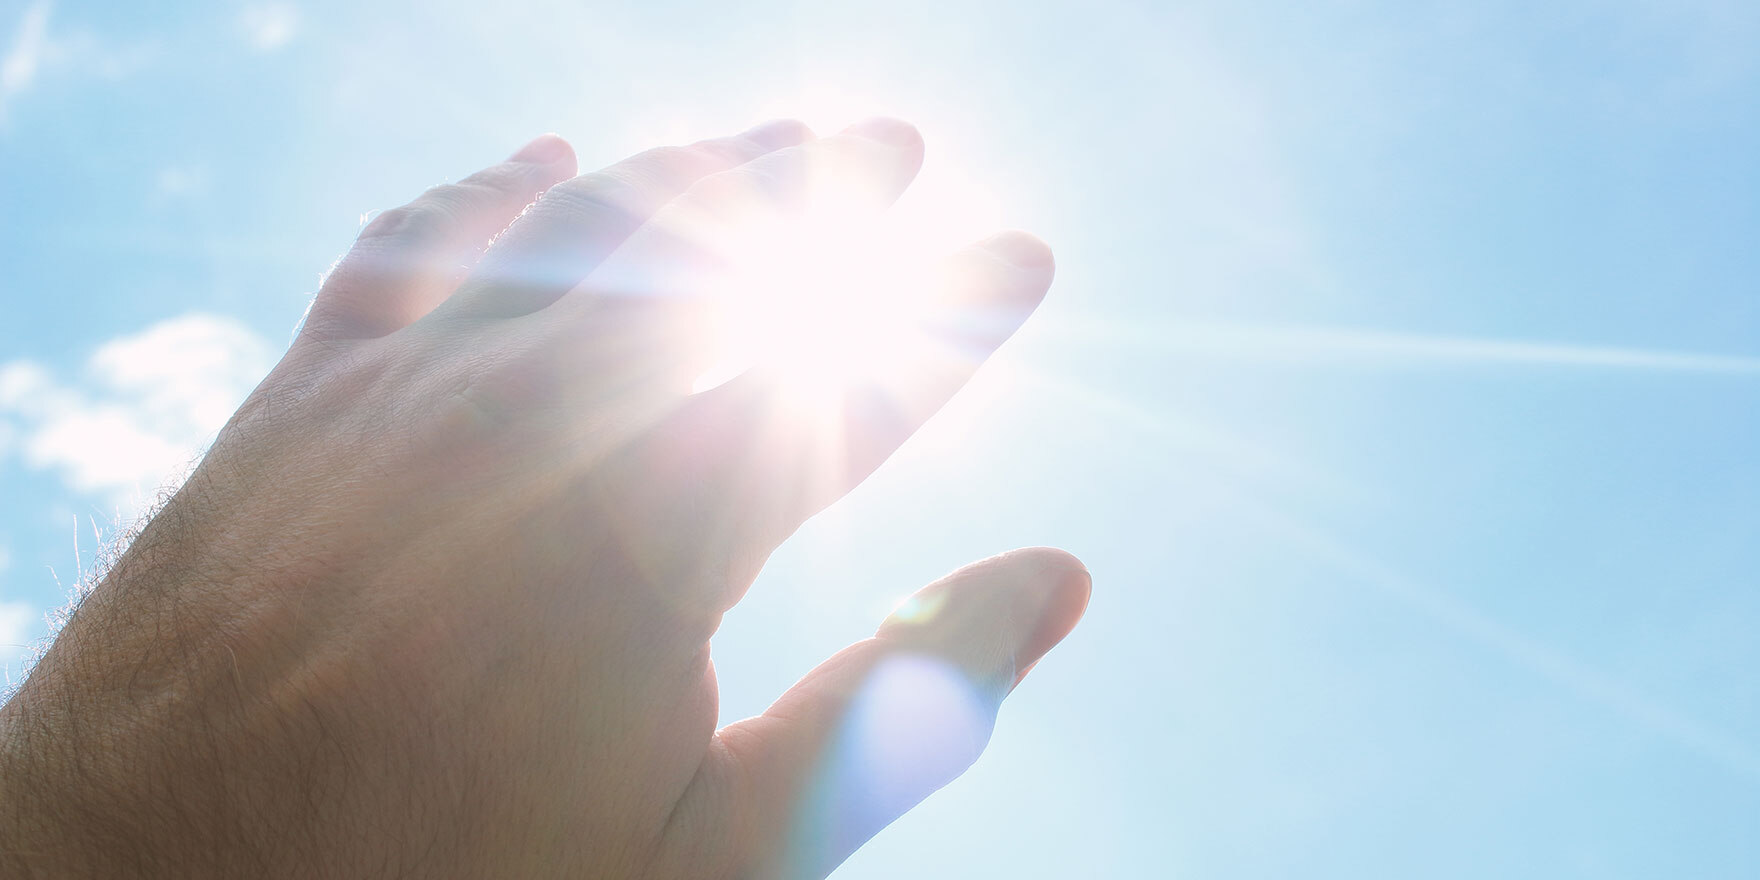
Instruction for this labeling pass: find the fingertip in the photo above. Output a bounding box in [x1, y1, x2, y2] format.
[508, 133, 577, 171]
[980, 230, 1055, 271]
[841, 116, 924, 153]
[1009, 546, 1092, 662]
[741, 118, 816, 149]
[1009, 586, 1090, 692]
[934, 233, 1056, 332]
[936, 232, 1055, 327]
[876, 547, 1091, 690]
[841, 117, 926, 187]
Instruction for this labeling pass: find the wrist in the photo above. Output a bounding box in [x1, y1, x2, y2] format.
[1, 679, 108, 877]
[0, 566, 249, 878]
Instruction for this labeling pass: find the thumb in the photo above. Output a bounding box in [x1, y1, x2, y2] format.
[714, 547, 1092, 879]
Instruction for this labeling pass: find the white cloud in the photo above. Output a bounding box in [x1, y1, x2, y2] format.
[155, 165, 209, 198]
[239, 3, 299, 52]
[0, 314, 276, 508]
[0, 2, 160, 126]
[0, 1, 50, 121]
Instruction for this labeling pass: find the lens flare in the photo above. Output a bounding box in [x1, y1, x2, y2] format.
[690, 209, 940, 403]
[783, 653, 1000, 878]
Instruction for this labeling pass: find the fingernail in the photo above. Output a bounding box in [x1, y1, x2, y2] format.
[741, 118, 815, 149]
[509, 133, 572, 165]
[982, 230, 1055, 269]
[841, 116, 924, 150]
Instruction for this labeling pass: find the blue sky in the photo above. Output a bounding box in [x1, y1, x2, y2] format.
[2, 0, 1757, 876]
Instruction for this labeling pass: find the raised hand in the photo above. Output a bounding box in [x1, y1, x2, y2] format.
[0, 118, 1089, 879]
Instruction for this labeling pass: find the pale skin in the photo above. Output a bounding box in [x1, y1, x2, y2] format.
[0, 118, 1091, 878]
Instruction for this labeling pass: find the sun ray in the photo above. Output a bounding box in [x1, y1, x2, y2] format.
[1222, 483, 1760, 782]
[1009, 363, 1375, 503]
[1048, 315, 1760, 374]
[1009, 360, 1760, 780]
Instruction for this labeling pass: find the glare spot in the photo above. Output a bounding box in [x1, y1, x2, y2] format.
[886, 589, 949, 626]
[786, 653, 998, 876]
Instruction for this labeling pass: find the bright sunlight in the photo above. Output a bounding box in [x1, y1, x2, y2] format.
[691, 213, 938, 398]
[686, 139, 993, 408]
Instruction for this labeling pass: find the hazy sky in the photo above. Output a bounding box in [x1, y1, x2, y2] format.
[1, 1, 1757, 877]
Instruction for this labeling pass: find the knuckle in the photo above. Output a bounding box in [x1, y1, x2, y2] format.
[538, 171, 649, 230]
[608, 145, 726, 197]
[457, 162, 543, 200]
[415, 181, 495, 221]
[689, 134, 759, 163]
[688, 160, 801, 207]
[525, 144, 733, 233]
[430, 353, 549, 443]
[440, 376, 512, 440]
[629, 145, 715, 179]
[680, 169, 747, 205]
[359, 173, 528, 244]
[746, 152, 808, 193]
[355, 199, 448, 242]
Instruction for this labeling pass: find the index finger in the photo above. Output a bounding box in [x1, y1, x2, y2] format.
[431, 119, 815, 324]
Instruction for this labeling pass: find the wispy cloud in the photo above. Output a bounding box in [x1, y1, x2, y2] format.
[0, 0, 50, 122]
[0, 1, 160, 126]
[0, 314, 276, 510]
[155, 165, 210, 198]
[239, 3, 299, 52]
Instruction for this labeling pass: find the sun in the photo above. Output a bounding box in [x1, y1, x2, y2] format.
[690, 208, 940, 401]
[679, 111, 1014, 413]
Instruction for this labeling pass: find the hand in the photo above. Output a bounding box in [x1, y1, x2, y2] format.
[0, 118, 1090, 879]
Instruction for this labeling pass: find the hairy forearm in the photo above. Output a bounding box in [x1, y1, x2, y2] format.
[0, 515, 347, 880]
[0, 690, 151, 878]
[1, 561, 238, 877]
[0, 479, 534, 879]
